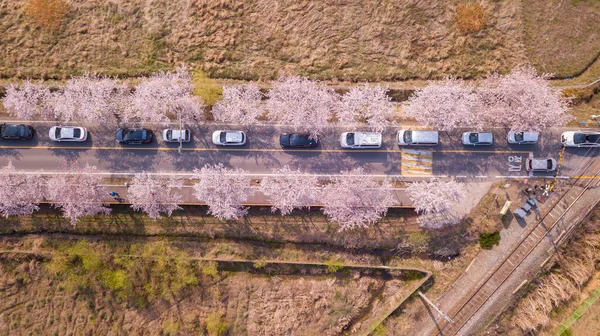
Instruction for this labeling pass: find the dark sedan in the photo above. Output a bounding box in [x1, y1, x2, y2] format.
[0, 124, 34, 140]
[279, 133, 318, 148]
[116, 128, 153, 144]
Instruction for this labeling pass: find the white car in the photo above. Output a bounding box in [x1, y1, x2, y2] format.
[49, 126, 87, 142]
[340, 132, 382, 149]
[162, 129, 191, 142]
[526, 158, 557, 172]
[507, 131, 539, 145]
[462, 132, 493, 146]
[561, 131, 600, 147]
[212, 130, 246, 146]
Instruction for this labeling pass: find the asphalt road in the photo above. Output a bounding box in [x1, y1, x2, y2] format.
[0, 121, 597, 178]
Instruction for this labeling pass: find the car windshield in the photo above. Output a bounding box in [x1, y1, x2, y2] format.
[166, 130, 172, 140]
[346, 133, 355, 145]
[469, 133, 478, 143]
[547, 160, 553, 170]
[573, 133, 586, 144]
[403, 131, 412, 143]
[514, 132, 524, 142]
[220, 132, 227, 143]
[72, 129, 81, 138]
[55, 128, 62, 138]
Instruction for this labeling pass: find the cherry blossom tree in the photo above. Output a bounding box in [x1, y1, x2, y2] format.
[45, 163, 111, 225]
[192, 164, 252, 220]
[266, 76, 339, 139]
[128, 172, 183, 219]
[403, 77, 485, 131]
[123, 65, 205, 125]
[0, 162, 44, 217]
[260, 166, 319, 215]
[406, 179, 466, 215]
[337, 84, 396, 132]
[479, 65, 572, 132]
[3, 80, 52, 119]
[49, 74, 129, 122]
[320, 168, 395, 231]
[212, 84, 264, 125]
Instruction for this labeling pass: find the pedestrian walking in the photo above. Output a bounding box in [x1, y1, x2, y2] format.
[109, 191, 120, 198]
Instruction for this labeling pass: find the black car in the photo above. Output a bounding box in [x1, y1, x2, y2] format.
[116, 128, 153, 144]
[279, 133, 318, 148]
[0, 124, 34, 140]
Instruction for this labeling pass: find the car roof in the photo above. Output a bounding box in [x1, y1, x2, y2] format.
[225, 131, 243, 142]
[531, 158, 550, 170]
[478, 132, 493, 143]
[520, 132, 539, 141]
[59, 127, 76, 138]
[353, 132, 382, 145]
[409, 130, 439, 142]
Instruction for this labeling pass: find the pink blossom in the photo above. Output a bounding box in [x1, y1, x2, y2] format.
[128, 172, 183, 218]
[212, 84, 264, 125]
[0, 162, 44, 217]
[260, 166, 319, 215]
[192, 164, 253, 220]
[337, 84, 396, 132]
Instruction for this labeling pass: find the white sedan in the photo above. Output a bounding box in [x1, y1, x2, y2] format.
[162, 129, 191, 142]
[212, 130, 246, 146]
[561, 131, 600, 147]
[49, 126, 87, 142]
[462, 132, 494, 146]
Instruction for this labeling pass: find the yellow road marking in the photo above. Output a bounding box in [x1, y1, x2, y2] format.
[0, 145, 532, 154]
[401, 151, 433, 159]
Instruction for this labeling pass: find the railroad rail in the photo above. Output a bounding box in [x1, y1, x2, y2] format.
[432, 149, 600, 335]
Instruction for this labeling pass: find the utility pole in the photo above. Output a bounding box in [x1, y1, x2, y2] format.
[418, 291, 454, 324]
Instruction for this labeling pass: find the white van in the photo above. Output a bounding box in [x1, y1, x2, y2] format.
[397, 130, 439, 146]
[340, 132, 382, 149]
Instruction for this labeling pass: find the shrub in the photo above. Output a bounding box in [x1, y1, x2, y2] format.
[25, 0, 69, 32]
[455, 2, 487, 34]
[202, 261, 219, 278]
[193, 69, 223, 107]
[325, 257, 344, 273]
[479, 231, 500, 249]
[206, 312, 228, 336]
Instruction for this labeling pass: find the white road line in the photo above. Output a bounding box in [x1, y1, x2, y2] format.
[3, 171, 449, 178]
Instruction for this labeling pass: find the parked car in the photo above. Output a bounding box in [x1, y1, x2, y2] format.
[212, 130, 246, 146]
[525, 157, 557, 172]
[507, 131, 539, 145]
[0, 124, 34, 140]
[279, 133, 318, 148]
[340, 132, 382, 149]
[49, 126, 87, 142]
[162, 129, 191, 143]
[462, 132, 494, 146]
[115, 128, 153, 144]
[561, 131, 600, 147]
[397, 130, 439, 146]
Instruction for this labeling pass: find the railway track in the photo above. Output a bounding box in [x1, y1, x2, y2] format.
[432, 150, 600, 336]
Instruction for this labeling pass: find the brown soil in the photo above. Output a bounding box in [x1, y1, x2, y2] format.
[0, 0, 527, 81]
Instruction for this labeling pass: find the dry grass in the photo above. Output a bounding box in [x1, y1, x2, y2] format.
[522, 0, 600, 78]
[24, 0, 69, 32]
[455, 2, 487, 34]
[0, 0, 527, 81]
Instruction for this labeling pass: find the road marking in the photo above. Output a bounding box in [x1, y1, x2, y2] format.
[0, 145, 533, 154]
[401, 149, 433, 176]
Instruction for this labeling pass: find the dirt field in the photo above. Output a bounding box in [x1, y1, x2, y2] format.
[0, 0, 529, 81]
[0, 235, 427, 336]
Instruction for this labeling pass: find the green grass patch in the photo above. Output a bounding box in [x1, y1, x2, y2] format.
[479, 231, 500, 250]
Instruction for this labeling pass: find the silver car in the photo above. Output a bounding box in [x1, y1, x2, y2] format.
[49, 126, 87, 142]
[462, 132, 493, 146]
[507, 131, 539, 145]
[526, 158, 557, 172]
[212, 130, 246, 146]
